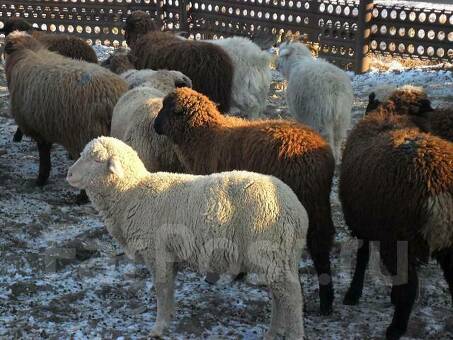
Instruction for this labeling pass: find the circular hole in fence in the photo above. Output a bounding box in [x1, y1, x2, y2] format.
[380, 25, 387, 34]
[344, 7, 350, 16]
[87, 39, 93, 46]
[437, 48, 445, 57]
[372, 8, 379, 17]
[371, 40, 378, 49]
[304, 17, 309, 25]
[400, 11, 407, 20]
[427, 30, 435, 40]
[449, 32, 453, 42]
[417, 46, 424, 55]
[328, 4, 334, 14]
[336, 5, 342, 15]
[408, 28, 415, 38]
[450, 15, 453, 25]
[409, 12, 416, 21]
[418, 29, 425, 39]
[407, 44, 415, 54]
[429, 13, 437, 23]
[59, 25, 65, 32]
[398, 27, 405, 36]
[319, 19, 324, 27]
[438, 31, 445, 41]
[94, 26, 101, 34]
[427, 46, 434, 56]
[389, 42, 396, 52]
[352, 8, 359, 17]
[76, 25, 83, 33]
[305, 2, 310, 10]
[67, 25, 74, 33]
[439, 14, 447, 24]
[398, 43, 405, 53]
[390, 10, 397, 19]
[448, 49, 453, 58]
[371, 24, 378, 33]
[50, 24, 56, 32]
[379, 41, 387, 51]
[319, 3, 325, 12]
[381, 9, 388, 19]
[288, 14, 293, 22]
[418, 12, 427, 22]
[40, 24, 47, 31]
[296, 16, 301, 23]
[389, 26, 396, 35]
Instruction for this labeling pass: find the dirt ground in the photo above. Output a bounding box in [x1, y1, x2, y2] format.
[0, 56, 452, 339]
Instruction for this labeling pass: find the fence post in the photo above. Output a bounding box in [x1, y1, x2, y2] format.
[355, 0, 373, 73]
[179, 0, 190, 33]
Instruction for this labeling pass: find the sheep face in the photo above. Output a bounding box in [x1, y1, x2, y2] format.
[101, 50, 135, 75]
[154, 93, 184, 140]
[0, 18, 33, 36]
[67, 137, 146, 190]
[365, 92, 381, 114]
[124, 11, 159, 47]
[4, 31, 42, 56]
[277, 41, 312, 79]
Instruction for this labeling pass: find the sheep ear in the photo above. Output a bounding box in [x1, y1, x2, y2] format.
[108, 157, 124, 178]
[279, 48, 291, 57]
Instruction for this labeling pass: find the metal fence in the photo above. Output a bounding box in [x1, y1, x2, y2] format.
[1, 1, 452, 73]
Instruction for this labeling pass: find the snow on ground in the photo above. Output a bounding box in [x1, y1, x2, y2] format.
[0, 52, 452, 339]
[375, 1, 453, 10]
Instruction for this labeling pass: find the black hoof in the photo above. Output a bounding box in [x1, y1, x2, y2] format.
[343, 290, 361, 305]
[320, 304, 333, 316]
[36, 176, 48, 187]
[205, 272, 220, 285]
[234, 272, 247, 281]
[386, 324, 406, 340]
[75, 191, 89, 205]
[13, 133, 23, 142]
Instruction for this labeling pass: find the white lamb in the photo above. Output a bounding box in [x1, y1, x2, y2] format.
[67, 136, 308, 339]
[111, 70, 191, 172]
[210, 37, 272, 118]
[277, 41, 353, 161]
[175, 35, 272, 118]
[119, 68, 192, 90]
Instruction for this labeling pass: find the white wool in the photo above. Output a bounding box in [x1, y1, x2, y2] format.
[207, 37, 272, 118]
[277, 41, 353, 162]
[67, 136, 308, 339]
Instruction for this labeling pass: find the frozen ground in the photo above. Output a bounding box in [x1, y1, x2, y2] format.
[0, 52, 452, 339]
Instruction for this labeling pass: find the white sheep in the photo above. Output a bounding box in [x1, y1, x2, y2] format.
[67, 136, 308, 339]
[277, 41, 353, 161]
[111, 69, 192, 139]
[208, 36, 272, 118]
[110, 70, 191, 172]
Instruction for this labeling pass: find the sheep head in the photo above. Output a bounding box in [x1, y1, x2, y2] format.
[67, 137, 147, 190]
[367, 85, 432, 116]
[154, 87, 222, 144]
[101, 48, 135, 74]
[124, 10, 159, 47]
[277, 41, 313, 79]
[4, 31, 42, 56]
[0, 18, 33, 36]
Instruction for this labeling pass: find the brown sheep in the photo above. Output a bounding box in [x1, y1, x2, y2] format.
[2, 18, 98, 143]
[340, 88, 453, 340]
[154, 87, 336, 315]
[5, 32, 128, 201]
[123, 10, 160, 48]
[129, 31, 233, 113]
[101, 48, 135, 75]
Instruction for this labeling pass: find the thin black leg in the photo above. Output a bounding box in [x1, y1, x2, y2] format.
[13, 127, 23, 142]
[36, 141, 52, 186]
[344, 240, 370, 305]
[434, 248, 453, 305]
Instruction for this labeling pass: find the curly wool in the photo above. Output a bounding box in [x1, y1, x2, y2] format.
[6, 32, 128, 159]
[69, 136, 308, 339]
[130, 31, 233, 112]
[156, 87, 336, 314]
[277, 41, 353, 161]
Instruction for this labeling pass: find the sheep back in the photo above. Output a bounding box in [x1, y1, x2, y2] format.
[340, 111, 453, 259]
[8, 48, 128, 157]
[131, 31, 233, 112]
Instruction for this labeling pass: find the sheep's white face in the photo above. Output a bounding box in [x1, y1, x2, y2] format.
[67, 147, 124, 190]
[277, 42, 313, 79]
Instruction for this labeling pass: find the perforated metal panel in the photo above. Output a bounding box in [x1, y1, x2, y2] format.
[1, 1, 452, 72]
[0, 0, 160, 47]
[369, 4, 453, 61]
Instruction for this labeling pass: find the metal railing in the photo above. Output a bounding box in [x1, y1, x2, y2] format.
[1, 1, 452, 73]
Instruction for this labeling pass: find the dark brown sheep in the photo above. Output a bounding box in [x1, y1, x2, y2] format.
[123, 10, 160, 48]
[100, 48, 135, 75]
[5, 32, 128, 201]
[154, 87, 336, 315]
[129, 31, 233, 113]
[340, 88, 453, 340]
[2, 18, 98, 143]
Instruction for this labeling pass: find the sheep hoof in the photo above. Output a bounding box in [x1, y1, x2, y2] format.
[385, 324, 406, 340]
[13, 133, 23, 142]
[343, 291, 361, 306]
[75, 191, 90, 205]
[205, 272, 220, 285]
[35, 176, 48, 187]
[319, 305, 333, 316]
[149, 322, 167, 338]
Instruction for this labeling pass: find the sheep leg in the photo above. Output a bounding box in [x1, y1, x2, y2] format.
[310, 249, 334, 315]
[75, 190, 89, 205]
[36, 141, 52, 186]
[13, 127, 23, 142]
[267, 274, 304, 340]
[386, 268, 418, 340]
[150, 264, 177, 338]
[343, 240, 370, 305]
[434, 247, 453, 304]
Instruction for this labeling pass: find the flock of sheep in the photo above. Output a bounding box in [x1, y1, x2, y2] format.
[1, 10, 452, 340]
